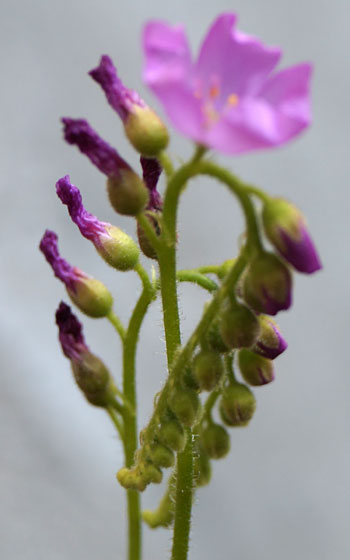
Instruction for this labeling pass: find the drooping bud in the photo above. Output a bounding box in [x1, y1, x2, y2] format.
[148, 442, 175, 469]
[158, 418, 185, 452]
[62, 118, 148, 215]
[89, 55, 169, 156]
[193, 444, 211, 487]
[262, 197, 322, 274]
[56, 175, 139, 271]
[168, 387, 200, 427]
[56, 302, 114, 406]
[40, 230, 113, 318]
[201, 423, 230, 459]
[242, 252, 292, 315]
[142, 486, 175, 528]
[219, 383, 256, 427]
[192, 350, 223, 391]
[219, 300, 260, 349]
[206, 318, 229, 353]
[238, 349, 274, 386]
[253, 315, 287, 359]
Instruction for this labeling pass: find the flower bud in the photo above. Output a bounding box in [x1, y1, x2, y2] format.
[193, 444, 211, 487]
[106, 170, 149, 216]
[219, 300, 260, 349]
[253, 316, 287, 359]
[168, 387, 200, 427]
[238, 349, 274, 386]
[219, 383, 256, 427]
[143, 489, 174, 528]
[90, 55, 169, 156]
[201, 423, 230, 459]
[262, 197, 321, 274]
[137, 211, 162, 259]
[56, 302, 114, 406]
[40, 230, 113, 318]
[242, 252, 292, 315]
[158, 419, 185, 452]
[62, 118, 149, 216]
[56, 176, 139, 271]
[206, 318, 229, 353]
[193, 350, 223, 391]
[149, 442, 175, 469]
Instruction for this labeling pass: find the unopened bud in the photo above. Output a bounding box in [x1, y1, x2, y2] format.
[238, 349, 274, 386]
[107, 169, 149, 216]
[253, 316, 287, 359]
[158, 419, 185, 452]
[242, 252, 292, 315]
[219, 301, 260, 349]
[219, 383, 256, 427]
[193, 350, 223, 391]
[262, 197, 321, 274]
[201, 423, 230, 459]
[193, 444, 211, 487]
[169, 387, 200, 427]
[206, 318, 229, 353]
[149, 443, 175, 469]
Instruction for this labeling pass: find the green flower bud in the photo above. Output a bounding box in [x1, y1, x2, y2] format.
[158, 419, 186, 452]
[219, 301, 260, 349]
[201, 423, 230, 459]
[98, 226, 139, 271]
[71, 352, 113, 407]
[142, 490, 174, 528]
[106, 169, 149, 216]
[125, 106, 169, 156]
[238, 349, 275, 386]
[140, 463, 163, 486]
[206, 318, 229, 353]
[193, 350, 224, 391]
[169, 387, 200, 427]
[242, 252, 292, 316]
[149, 443, 175, 469]
[219, 383, 256, 427]
[137, 211, 161, 260]
[193, 444, 211, 487]
[68, 277, 113, 318]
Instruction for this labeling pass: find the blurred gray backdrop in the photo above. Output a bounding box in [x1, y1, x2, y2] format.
[1, 0, 349, 559]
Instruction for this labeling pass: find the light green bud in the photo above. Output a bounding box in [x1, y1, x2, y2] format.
[193, 350, 224, 391]
[201, 423, 230, 460]
[219, 383, 256, 427]
[97, 225, 139, 271]
[107, 169, 149, 216]
[125, 106, 169, 157]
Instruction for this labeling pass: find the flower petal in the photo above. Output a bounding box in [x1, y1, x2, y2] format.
[195, 13, 281, 102]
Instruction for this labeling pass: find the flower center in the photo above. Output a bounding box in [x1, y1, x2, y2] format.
[194, 80, 239, 127]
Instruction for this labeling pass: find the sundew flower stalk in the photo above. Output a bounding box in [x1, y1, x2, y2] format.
[39, 12, 321, 560]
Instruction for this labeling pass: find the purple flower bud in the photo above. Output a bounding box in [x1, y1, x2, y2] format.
[56, 302, 113, 407]
[238, 349, 275, 386]
[56, 175, 139, 270]
[55, 301, 88, 361]
[90, 55, 169, 156]
[262, 198, 322, 274]
[40, 230, 113, 317]
[62, 118, 130, 177]
[89, 55, 146, 122]
[242, 252, 292, 316]
[140, 156, 163, 211]
[253, 316, 287, 360]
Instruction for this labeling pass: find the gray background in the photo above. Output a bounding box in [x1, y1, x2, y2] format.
[1, 0, 349, 558]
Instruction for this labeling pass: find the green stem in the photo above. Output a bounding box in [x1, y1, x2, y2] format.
[244, 184, 270, 203]
[123, 287, 154, 560]
[158, 151, 175, 178]
[177, 270, 218, 292]
[107, 310, 126, 341]
[106, 405, 124, 440]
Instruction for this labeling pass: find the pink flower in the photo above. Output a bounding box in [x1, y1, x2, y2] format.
[143, 13, 312, 155]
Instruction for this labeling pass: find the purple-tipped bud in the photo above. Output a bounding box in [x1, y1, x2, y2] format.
[262, 198, 322, 274]
[62, 119, 148, 215]
[90, 55, 168, 156]
[253, 316, 288, 360]
[56, 302, 114, 406]
[56, 175, 139, 271]
[219, 383, 256, 427]
[62, 118, 129, 177]
[140, 156, 163, 211]
[238, 349, 275, 386]
[40, 230, 113, 317]
[242, 252, 292, 316]
[219, 300, 260, 349]
[89, 55, 146, 121]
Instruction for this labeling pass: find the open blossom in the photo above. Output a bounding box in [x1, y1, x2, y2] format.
[143, 13, 312, 154]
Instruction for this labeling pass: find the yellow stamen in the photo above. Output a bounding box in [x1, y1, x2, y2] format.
[227, 93, 239, 107]
[209, 85, 220, 99]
